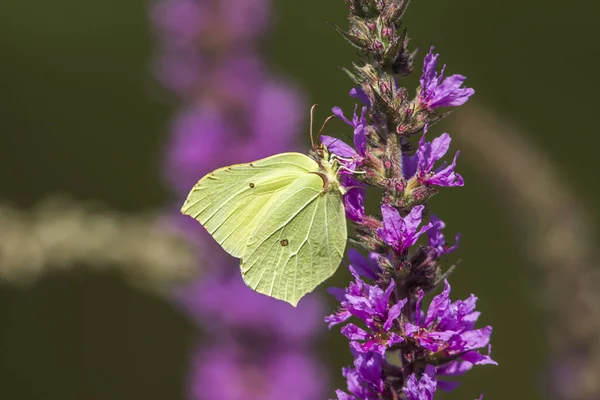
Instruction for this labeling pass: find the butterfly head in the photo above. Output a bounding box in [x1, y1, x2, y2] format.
[308, 145, 346, 195]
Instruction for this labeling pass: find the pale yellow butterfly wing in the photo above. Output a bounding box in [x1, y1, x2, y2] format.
[241, 173, 347, 306]
[181, 152, 319, 258]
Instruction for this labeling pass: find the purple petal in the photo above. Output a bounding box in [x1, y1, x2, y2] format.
[320, 135, 359, 159]
[402, 373, 420, 400]
[348, 248, 379, 281]
[342, 176, 366, 222]
[346, 296, 375, 324]
[379, 204, 431, 253]
[419, 46, 474, 109]
[353, 351, 384, 388]
[404, 322, 420, 336]
[419, 332, 453, 352]
[429, 133, 452, 165]
[353, 106, 368, 156]
[384, 299, 406, 331]
[341, 324, 369, 341]
[424, 330, 456, 342]
[380, 280, 397, 311]
[403, 151, 418, 179]
[403, 205, 425, 230]
[425, 280, 452, 326]
[429, 74, 475, 108]
[387, 332, 404, 347]
[402, 365, 437, 400]
[342, 366, 363, 397]
[327, 287, 347, 302]
[350, 86, 371, 106]
[335, 391, 356, 400]
[437, 360, 473, 376]
[420, 47, 440, 94]
[332, 106, 353, 126]
[377, 204, 403, 247]
[461, 350, 497, 366]
[403, 205, 427, 238]
[415, 289, 425, 325]
[437, 380, 462, 392]
[427, 150, 464, 187]
[455, 326, 493, 351]
[325, 312, 351, 328]
[427, 215, 460, 257]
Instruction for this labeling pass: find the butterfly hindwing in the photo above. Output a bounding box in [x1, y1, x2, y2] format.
[241, 173, 347, 306]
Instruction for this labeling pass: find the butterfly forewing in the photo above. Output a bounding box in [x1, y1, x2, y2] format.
[181, 153, 319, 258]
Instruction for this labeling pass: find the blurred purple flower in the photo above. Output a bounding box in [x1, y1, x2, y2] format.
[152, 0, 324, 398]
[250, 79, 305, 155]
[419, 46, 474, 109]
[153, 52, 205, 94]
[152, 0, 270, 43]
[221, 0, 271, 38]
[151, 0, 205, 42]
[164, 106, 231, 194]
[189, 346, 325, 400]
[176, 271, 324, 343]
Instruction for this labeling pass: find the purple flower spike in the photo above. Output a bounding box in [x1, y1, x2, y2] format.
[411, 132, 464, 187]
[420, 46, 475, 109]
[428, 215, 460, 257]
[402, 365, 438, 400]
[323, 9, 495, 398]
[377, 204, 432, 254]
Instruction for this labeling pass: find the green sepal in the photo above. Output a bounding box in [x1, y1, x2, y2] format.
[328, 22, 369, 50]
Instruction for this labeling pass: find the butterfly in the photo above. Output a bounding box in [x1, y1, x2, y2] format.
[181, 108, 349, 306]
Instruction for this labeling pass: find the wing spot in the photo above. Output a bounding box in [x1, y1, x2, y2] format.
[249, 183, 255, 188]
[280, 239, 289, 247]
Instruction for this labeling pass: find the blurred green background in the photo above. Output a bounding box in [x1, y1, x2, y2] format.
[1, 0, 598, 399]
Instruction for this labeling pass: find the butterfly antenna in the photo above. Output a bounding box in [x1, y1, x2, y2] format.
[309, 104, 318, 150]
[318, 114, 336, 136]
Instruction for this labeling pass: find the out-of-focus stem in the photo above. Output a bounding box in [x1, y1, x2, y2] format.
[453, 104, 600, 400]
[0, 196, 197, 293]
